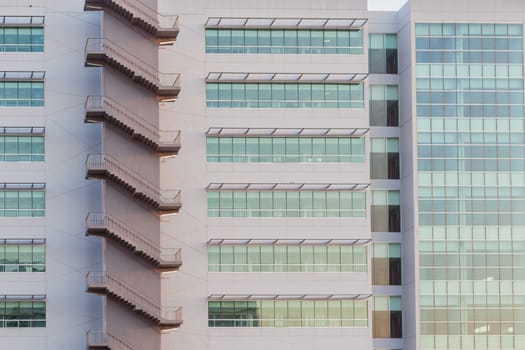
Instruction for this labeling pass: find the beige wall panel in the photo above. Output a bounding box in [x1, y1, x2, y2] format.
[103, 14, 159, 71]
[107, 298, 160, 349]
[105, 184, 161, 246]
[106, 239, 161, 301]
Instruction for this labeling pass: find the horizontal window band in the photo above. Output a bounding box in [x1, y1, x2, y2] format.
[208, 239, 370, 246]
[207, 183, 369, 191]
[206, 17, 367, 29]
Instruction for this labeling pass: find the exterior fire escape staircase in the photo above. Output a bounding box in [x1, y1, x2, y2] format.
[85, 38, 180, 101]
[85, 96, 181, 155]
[86, 272, 183, 330]
[86, 213, 182, 270]
[85, 154, 181, 213]
[84, 0, 179, 44]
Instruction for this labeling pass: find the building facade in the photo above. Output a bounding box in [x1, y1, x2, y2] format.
[0, 0, 523, 349]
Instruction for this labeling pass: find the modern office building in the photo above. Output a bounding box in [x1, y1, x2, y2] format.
[0, 0, 524, 349]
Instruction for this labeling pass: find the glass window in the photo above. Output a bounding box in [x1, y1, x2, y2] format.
[206, 28, 363, 54]
[0, 135, 44, 161]
[208, 191, 366, 218]
[0, 81, 44, 107]
[206, 82, 364, 109]
[369, 34, 398, 74]
[208, 244, 367, 272]
[0, 190, 45, 217]
[370, 85, 399, 126]
[206, 136, 365, 163]
[0, 300, 45, 327]
[370, 137, 400, 179]
[209, 299, 367, 328]
[0, 26, 44, 52]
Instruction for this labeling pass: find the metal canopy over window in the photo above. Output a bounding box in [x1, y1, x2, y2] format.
[0, 127, 45, 135]
[208, 238, 371, 246]
[208, 294, 371, 301]
[0, 239, 45, 245]
[0, 16, 45, 26]
[0, 71, 45, 81]
[206, 72, 368, 83]
[206, 127, 369, 137]
[0, 295, 46, 301]
[207, 183, 370, 191]
[0, 183, 45, 190]
[205, 17, 368, 29]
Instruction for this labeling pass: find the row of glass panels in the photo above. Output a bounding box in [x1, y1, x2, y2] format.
[0, 244, 44, 272]
[208, 244, 367, 272]
[208, 191, 366, 217]
[209, 300, 368, 328]
[206, 28, 364, 54]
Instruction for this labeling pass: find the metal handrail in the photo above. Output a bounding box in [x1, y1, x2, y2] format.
[87, 330, 135, 350]
[84, 38, 179, 88]
[85, 96, 181, 147]
[86, 212, 182, 264]
[112, 0, 178, 30]
[86, 271, 182, 322]
[85, 153, 181, 206]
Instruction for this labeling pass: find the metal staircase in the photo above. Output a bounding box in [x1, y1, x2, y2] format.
[87, 272, 183, 329]
[86, 153, 181, 213]
[84, 0, 179, 44]
[86, 213, 182, 270]
[85, 38, 180, 100]
[85, 96, 181, 155]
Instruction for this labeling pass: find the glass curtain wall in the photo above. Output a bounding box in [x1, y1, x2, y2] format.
[416, 23, 525, 349]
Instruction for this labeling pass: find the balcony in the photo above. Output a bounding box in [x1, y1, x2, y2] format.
[85, 96, 181, 155]
[86, 212, 182, 270]
[84, 0, 179, 44]
[87, 272, 183, 330]
[86, 154, 182, 214]
[85, 38, 180, 101]
[87, 330, 135, 350]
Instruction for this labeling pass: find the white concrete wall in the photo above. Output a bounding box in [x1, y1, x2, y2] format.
[0, 1, 102, 349]
[159, 1, 372, 350]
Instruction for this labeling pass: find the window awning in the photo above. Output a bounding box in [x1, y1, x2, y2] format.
[0, 127, 45, 135]
[208, 239, 371, 246]
[209, 294, 371, 301]
[0, 239, 45, 245]
[206, 17, 367, 29]
[0, 71, 45, 81]
[207, 183, 370, 191]
[206, 72, 367, 83]
[0, 183, 45, 190]
[0, 16, 45, 26]
[206, 127, 369, 137]
[0, 295, 46, 301]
